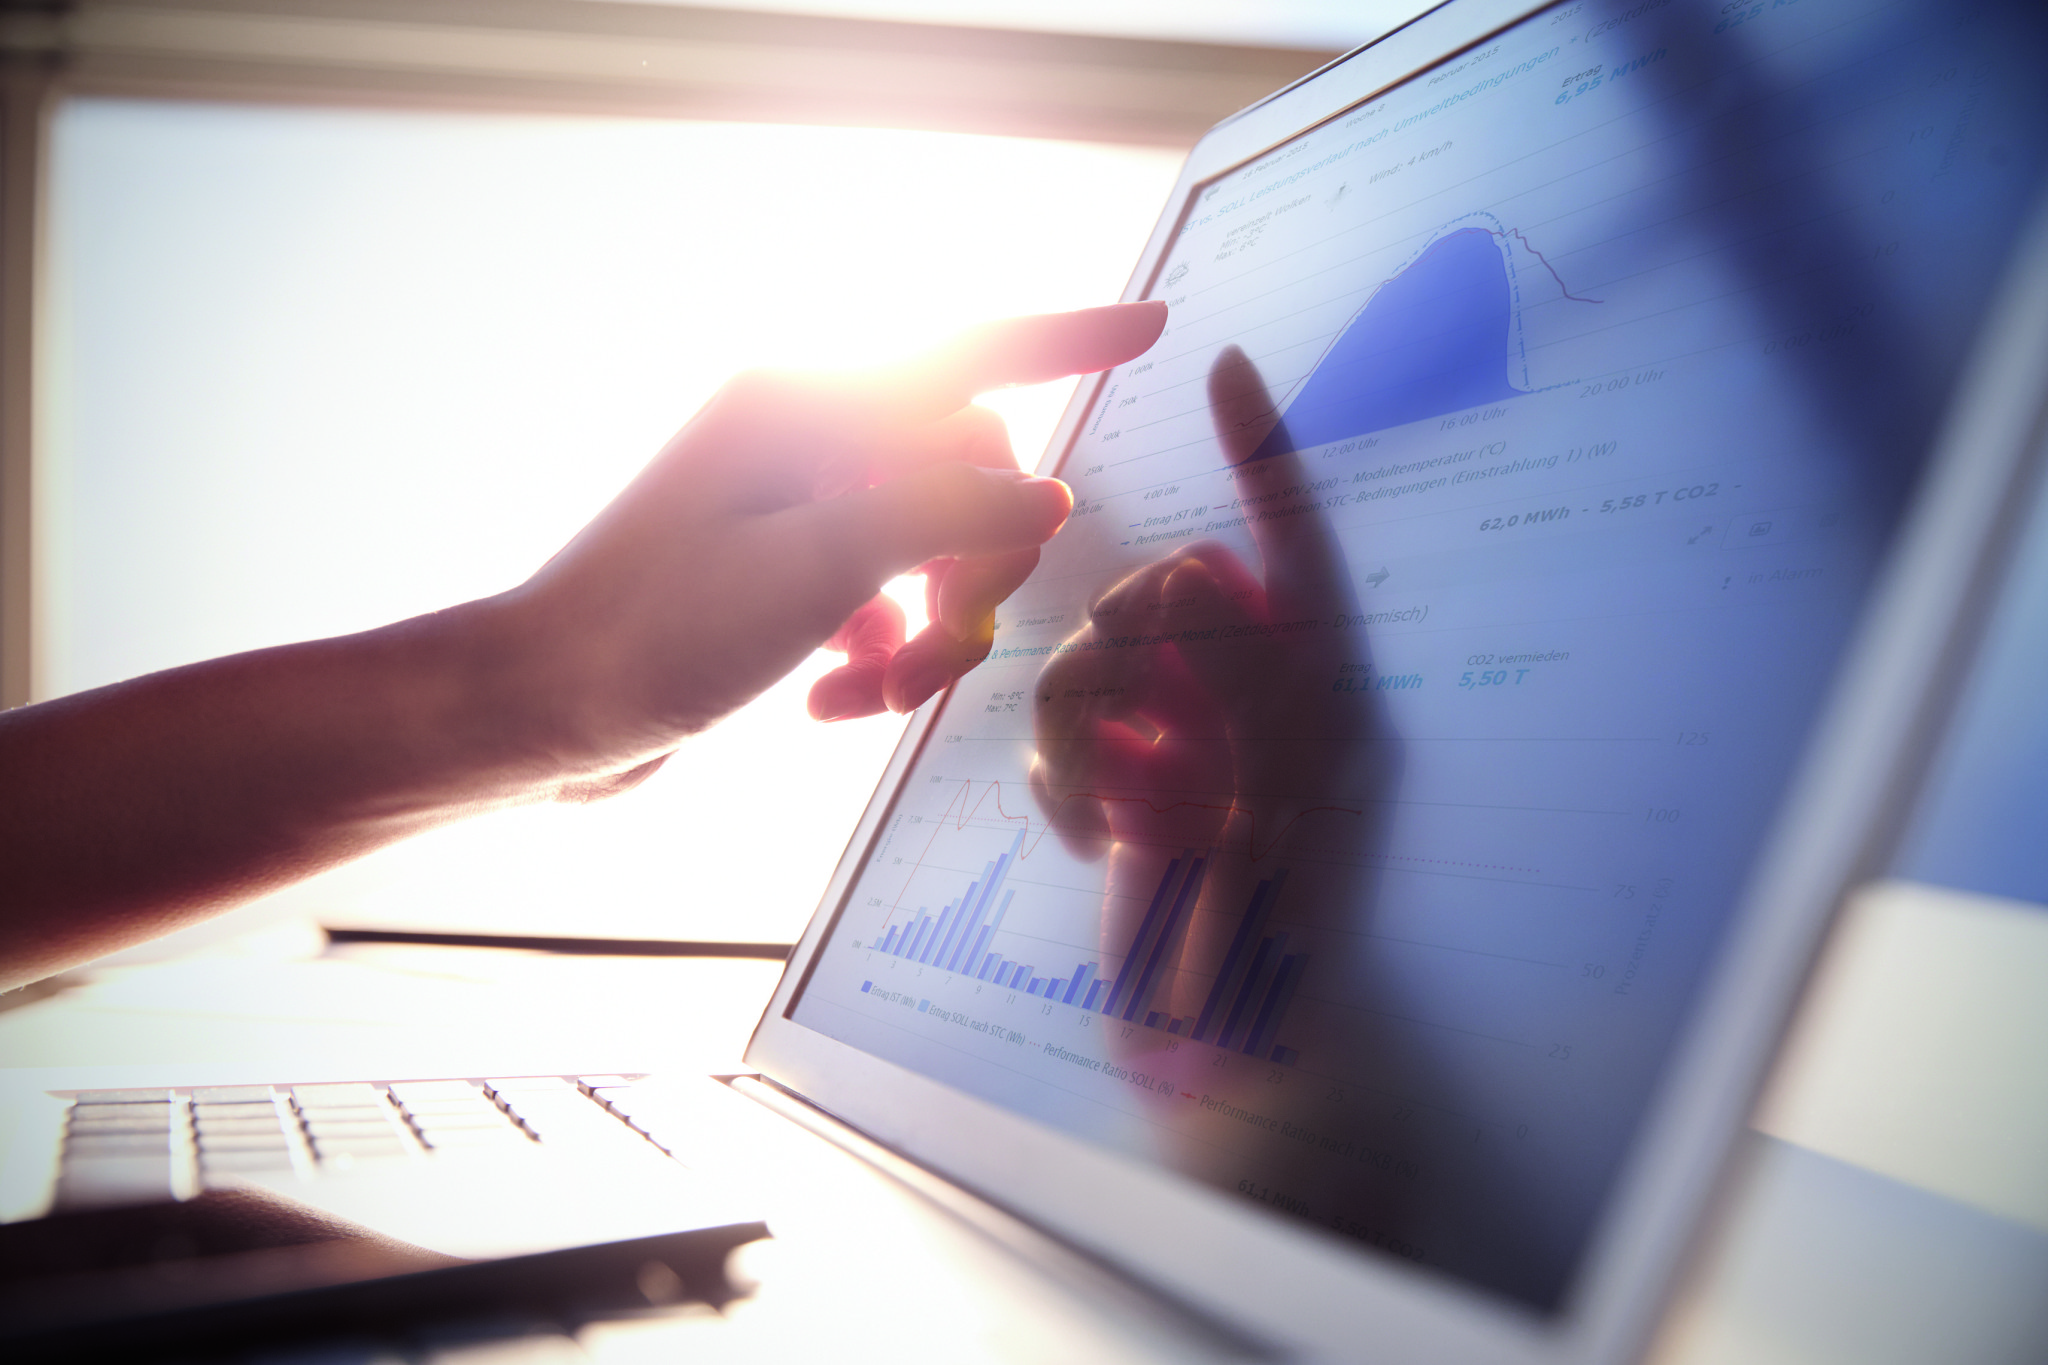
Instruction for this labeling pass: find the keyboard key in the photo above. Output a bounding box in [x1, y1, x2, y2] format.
[498, 1105, 610, 1134]
[54, 1155, 174, 1209]
[193, 1101, 278, 1121]
[401, 1098, 504, 1117]
[201, 1147, 294, 1167]
[407, 1102, 508, 1121]
[419, 1128, 530, 1150]
[72, 1089, 171, 1105]
[196, 1116, 288, 1136]
[291, 1083, 385, 1106]
[388, 1080, 485, 1103]
[72, 1102, 172, 1124]
[198, 1132, 293, 1151]
[312, 1140, 413, 1164]
[200, 1157, 294, 1187]
[190, 1085, 272, 1104]
[310, 1129, 412, 1150]
[70, 1115, 177, 1136]
[200, 1154, 296, 1178]
[66, 1132, 172, 1157]
[305, 1120, 405, 1141]
[485, 1076, 575, 1094]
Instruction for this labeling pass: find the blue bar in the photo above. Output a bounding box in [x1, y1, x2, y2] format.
[1027, 978, 1045, 997]
[954, 888, 1006, 980]
[1062, 962, 1098, 1006]
[1243, 953, 1305, 1059]
[906, 915, 934, 962]
[919, 899, 960, 965]
[946, 845, 1014, 974]
[958, 888, 1016, 981]
[1123, 857, 1207, 1022]
[1102, 856, 1184, 1017]
[1046, 978, 1067, 1002]
[1082, 980, 1105, 1011]
[977, 953, 1001, 981]
[880, 925, 901, 956]
[1145, 1010, 1164, 1028]
[1216, 933, 1280, 1050]
[933, 872, 987, 972]
[1192, 874, 1279, 1043]
[1167, 1018, 1184, 1035]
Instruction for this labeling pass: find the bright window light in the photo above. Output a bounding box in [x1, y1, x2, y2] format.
[48, 99, 1183, 944]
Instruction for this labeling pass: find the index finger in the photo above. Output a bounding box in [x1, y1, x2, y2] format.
[877, 302, 1169, 424]
[1206, 345, 1353, 623]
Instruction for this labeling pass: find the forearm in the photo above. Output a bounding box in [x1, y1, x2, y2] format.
[0, 594, 577, 988]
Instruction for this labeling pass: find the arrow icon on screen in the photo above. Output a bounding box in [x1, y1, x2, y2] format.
[1365, 568, 1390, 588]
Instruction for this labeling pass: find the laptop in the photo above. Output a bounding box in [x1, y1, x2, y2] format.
[6, 0, 2048, 1358]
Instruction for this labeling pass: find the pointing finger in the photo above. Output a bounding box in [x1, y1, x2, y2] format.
[891, 302, 1169, 422]
[1206, 345, 1353, 624]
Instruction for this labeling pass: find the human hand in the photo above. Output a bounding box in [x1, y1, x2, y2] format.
[1029, 345, 1366, 861]
[498, 302, 1166, 796]
[1028, 345, 1381, 1038]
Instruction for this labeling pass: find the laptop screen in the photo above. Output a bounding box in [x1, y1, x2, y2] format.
[786, 0, 2048, 1311]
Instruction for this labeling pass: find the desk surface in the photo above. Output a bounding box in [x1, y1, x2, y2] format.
[2, 880, 2044, 1364]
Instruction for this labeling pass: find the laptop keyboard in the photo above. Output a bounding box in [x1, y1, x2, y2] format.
[53, 1075, 678, 1211]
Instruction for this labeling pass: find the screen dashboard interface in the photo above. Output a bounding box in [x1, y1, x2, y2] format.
[790, 0, 2047, 1310]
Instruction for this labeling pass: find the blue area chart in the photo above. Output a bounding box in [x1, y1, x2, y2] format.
[1253, 228, 1526, 460]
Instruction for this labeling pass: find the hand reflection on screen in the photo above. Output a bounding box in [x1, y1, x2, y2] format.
[1030, 346, 1397, 1090]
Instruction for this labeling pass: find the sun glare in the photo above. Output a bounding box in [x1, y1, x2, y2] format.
[50, 101, 1184, 945]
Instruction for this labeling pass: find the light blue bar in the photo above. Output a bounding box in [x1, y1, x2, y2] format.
[933, 875, 984, 971]
[906, 915, 934, 961]
[978, 953, 1001, 981]
[960, 924, 993, 979]
[1062, 962, 1098, 1006]
[946, 833, 1021, 974]
[954, 837, 1019, 970]
[943, 859, 1002, 973]
[919, 899, 958, 964]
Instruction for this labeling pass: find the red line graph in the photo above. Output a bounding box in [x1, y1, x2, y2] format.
[888, 779, 1363, 912]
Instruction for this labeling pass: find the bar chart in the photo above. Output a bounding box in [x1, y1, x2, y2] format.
[870, 836, 1307, 1065]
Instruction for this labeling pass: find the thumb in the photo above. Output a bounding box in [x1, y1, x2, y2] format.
[798, 464, 1074, 583]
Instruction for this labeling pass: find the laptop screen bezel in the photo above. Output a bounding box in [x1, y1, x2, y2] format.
[744, 2, 2048, 1358]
